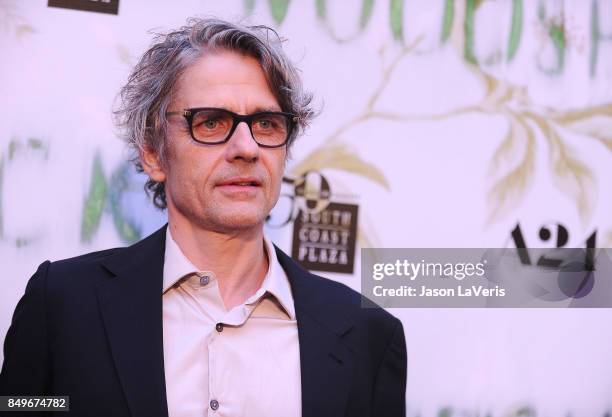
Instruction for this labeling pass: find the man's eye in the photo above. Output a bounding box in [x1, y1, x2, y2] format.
[195, 118, 222, 129]
[203, 119, 219, 129]
[256, 120, 273, 129]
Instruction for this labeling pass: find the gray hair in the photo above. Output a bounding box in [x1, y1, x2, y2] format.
[114, 17, 315, 209]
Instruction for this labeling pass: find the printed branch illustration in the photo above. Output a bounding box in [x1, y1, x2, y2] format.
[290, 36, 424, 188]
[291, 31, 612, 229]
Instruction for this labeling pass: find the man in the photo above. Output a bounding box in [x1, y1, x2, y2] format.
[0, 18, 406, 417]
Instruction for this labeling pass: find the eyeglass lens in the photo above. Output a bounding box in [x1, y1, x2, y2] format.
[191, 109, 289, 146]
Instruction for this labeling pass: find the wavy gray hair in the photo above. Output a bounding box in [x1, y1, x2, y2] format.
[114, 18, 315, 209]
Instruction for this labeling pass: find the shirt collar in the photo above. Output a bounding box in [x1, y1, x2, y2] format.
[162, 228, 295, 320]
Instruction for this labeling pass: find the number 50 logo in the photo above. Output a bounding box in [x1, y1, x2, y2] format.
[266, 170, 332, 228]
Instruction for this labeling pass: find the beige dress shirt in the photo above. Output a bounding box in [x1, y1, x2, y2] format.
[162, 229, 302, 417]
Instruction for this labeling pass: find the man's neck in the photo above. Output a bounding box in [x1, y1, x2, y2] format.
[167, 219, 269, 311]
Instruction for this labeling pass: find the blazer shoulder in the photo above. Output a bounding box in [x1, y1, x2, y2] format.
[49, 246, 122, 271]
[46, 224, 167, 279]
[42, 246, 124, 290]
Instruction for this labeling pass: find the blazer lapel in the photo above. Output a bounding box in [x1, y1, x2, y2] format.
[96, 225, 169, 417]
[275, 247, 355, 417]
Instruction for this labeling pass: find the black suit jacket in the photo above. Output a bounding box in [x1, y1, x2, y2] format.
[1, 225, 407, 417]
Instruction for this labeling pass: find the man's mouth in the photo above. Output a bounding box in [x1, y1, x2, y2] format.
[217, 177, 262, 187]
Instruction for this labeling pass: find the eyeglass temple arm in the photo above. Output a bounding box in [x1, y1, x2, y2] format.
[165, 110, 191, 117]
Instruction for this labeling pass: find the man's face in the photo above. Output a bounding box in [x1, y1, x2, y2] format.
[143, 50, 287, 234]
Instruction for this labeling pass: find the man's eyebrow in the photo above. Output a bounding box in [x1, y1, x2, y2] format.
[251, 106, 282, 113]
[195, 105, 283, 113]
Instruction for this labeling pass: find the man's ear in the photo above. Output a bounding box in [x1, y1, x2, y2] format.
[140, 145, 166, 183]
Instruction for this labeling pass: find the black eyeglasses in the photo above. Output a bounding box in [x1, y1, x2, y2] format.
[166, 107, 298, 148]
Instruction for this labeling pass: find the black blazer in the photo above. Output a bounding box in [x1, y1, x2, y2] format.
[1, 225, 406, 417]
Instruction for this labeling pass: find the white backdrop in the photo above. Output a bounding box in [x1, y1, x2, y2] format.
[1, 1, 611, 416]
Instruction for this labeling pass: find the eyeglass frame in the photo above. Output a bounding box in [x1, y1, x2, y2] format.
[165, 107, 299, 148]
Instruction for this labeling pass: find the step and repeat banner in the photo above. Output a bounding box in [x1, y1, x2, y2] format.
[1, 0, 611, 416]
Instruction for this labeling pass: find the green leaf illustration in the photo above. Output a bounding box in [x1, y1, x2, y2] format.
[315, 0, 325, 19]
[359, 0, 374, 30]
[549, 23, 566, 73]
[109, 163, 141, 244]
[464, 0, 477, 64]
[390, 0, 403, 42]
[537, 3, 566, 75]
[80, 153, 108, 243]
[441, 0, 454, 43]
[290, 143, 390, 190]
[268, 0, 290, 25]
[111, 199, 141, 244]
[507, 0, 523, 61]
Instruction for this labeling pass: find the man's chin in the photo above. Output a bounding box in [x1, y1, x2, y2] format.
[208, 211, 267, 233]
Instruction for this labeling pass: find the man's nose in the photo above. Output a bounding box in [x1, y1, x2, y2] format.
[225, 121, 259, 162]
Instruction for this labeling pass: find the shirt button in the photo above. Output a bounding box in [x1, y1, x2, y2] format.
[210, 399, 219, 410]
[199, 275, 210, 286]
[215, 323, 224, 332]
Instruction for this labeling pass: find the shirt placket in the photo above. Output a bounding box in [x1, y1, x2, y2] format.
[207, 290, 264, 416]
